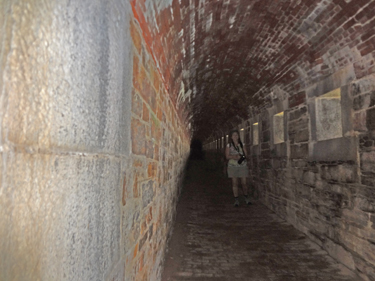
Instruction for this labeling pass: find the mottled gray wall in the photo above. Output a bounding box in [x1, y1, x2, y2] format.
[0, 0, 133, 280]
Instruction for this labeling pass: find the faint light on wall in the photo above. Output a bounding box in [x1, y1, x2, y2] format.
[273, 112, 284, 144]
[252, 123, 259, 145]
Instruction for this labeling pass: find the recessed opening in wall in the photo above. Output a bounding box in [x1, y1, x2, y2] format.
[240, 128, 244, 143]
[316, 88, 342, 141]
[273, 112, 284, 144]
[252, 123, 259, 145]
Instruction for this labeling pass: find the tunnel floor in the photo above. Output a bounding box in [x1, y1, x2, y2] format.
[161, 158, 360, 281]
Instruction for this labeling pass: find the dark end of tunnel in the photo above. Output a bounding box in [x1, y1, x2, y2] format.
[189, 138, 205, 160]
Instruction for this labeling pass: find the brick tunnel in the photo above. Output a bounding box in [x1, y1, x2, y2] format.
[1, 0, 375, 280]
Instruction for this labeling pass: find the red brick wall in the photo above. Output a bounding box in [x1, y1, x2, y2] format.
[123, 17, 190, 281]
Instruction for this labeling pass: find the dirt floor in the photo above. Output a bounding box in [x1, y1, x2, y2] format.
[161, 159, 360, 281]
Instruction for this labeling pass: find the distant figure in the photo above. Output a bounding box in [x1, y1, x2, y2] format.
[189, 139, 205, 160]
[225, 130, 251, 207]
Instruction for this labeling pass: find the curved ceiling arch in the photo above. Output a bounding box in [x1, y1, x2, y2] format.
[131, 0, 375, 139]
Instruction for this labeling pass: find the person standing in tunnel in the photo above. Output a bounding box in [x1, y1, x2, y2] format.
[225, 129, 251, 207]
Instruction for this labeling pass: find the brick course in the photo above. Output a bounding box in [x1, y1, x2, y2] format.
[126, 15, 190, 281]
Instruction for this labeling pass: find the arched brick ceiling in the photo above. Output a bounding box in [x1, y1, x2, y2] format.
[131, 0, 375, 139]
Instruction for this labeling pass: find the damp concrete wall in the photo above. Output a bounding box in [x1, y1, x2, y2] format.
[0, 1, 190, 280]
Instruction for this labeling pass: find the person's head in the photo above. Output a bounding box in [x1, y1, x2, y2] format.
[229, 129, 242, 144]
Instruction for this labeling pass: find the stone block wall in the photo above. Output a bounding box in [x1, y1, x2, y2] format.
[209, 75, 375, 280]
[208, 28, 375, 281]
[0, 1, 190, 281]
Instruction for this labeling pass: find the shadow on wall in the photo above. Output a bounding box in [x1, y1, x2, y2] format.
[189, 139, 205, 160]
